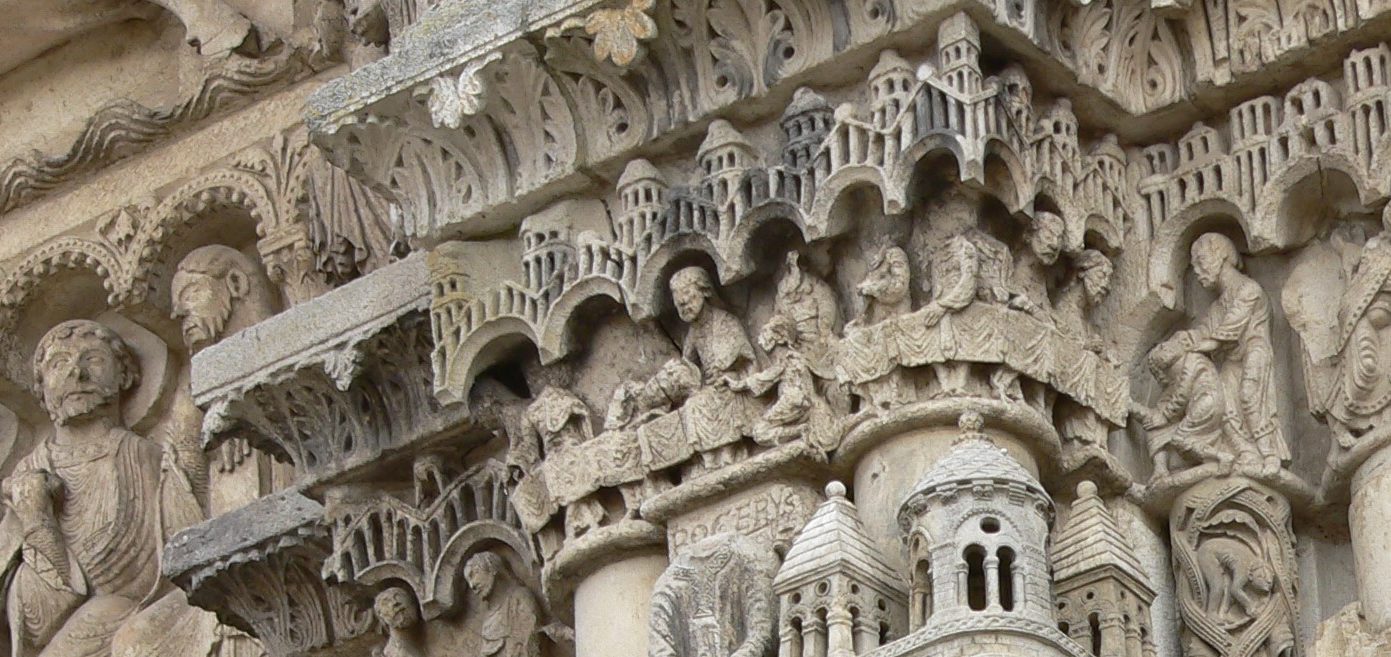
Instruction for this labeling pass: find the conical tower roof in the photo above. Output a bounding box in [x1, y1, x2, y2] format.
[774, 482, 902, 595]
[903, 412, 1046, 501]
[1052, 481, 1153, 596]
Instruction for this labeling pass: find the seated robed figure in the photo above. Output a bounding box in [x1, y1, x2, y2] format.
[0, 319, 216, 657]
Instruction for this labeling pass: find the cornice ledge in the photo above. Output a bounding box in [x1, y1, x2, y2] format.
[191, 252, 429, 407]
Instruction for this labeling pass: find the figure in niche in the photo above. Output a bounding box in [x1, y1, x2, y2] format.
[1134, 334, 1234, 479]
[839, 244, 914, 410]
[773, 251, 840, 367]
[725, 314, 838, 451]
[0, 320, 215, 657]
[172, 245, 278, 354]
[1009, 211, 1066, 322]
[514, 387, 605, 539]
[668, 266, 757, 470]
[648, 533, 777, 657]
[373, 586, 424, 657]
[172, 244, 281, 497]
[1322, 213, 1391, 446]
[465, 552, 540, 657]
[921, 229, 1017, 400]
[1183, 234, 1288, 476]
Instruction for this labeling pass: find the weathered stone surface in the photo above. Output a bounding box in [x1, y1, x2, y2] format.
[6, 1, 1391, 656]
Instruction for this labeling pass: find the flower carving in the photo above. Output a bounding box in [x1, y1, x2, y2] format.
[549, 0, 656, 68]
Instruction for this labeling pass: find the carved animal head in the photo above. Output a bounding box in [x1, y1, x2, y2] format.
[858, 246, 910, 307]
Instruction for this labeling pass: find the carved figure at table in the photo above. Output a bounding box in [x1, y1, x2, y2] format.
[671, 267, 756, 384]
[648, 533, 777, 657]
[773, 252, 840, 367]
[1184, 233, 1288, 476]
[725, 314, 837, 451]
[852, 244, 911, 326]
[839, 244, 914, 410]
[373, 586, 424, 657]
[1135, 333, 1235, 479]
[0, 320, 212, 657]
[1056, 249, 1113, 351]
[514, 387, 605, 539]
[921, 230, 1017, 400]
[173, 245, 279, 480]
[669, 266, 757, 470]
[1009, 211, 1066, 321]
[466, 552, 540, 657]
[1054, 249, 1115, 447]
[605, 359, 701, 431]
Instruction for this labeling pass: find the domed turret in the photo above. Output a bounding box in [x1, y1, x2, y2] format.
[698, 119, 758, 203]
[615, 159, 667, 250]
[781, 87, 833, 169]
[887, 412, 1085, 657]
[869, 50, 914, 129]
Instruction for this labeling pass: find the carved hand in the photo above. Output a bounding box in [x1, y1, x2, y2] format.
[5, 470, 60, 518]
[921, 303, 946, 326]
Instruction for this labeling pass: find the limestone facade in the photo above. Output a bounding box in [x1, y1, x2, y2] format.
[1, 1, 1391, 657]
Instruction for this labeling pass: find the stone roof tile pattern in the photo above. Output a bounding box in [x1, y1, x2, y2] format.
[906, 413, 1046, 500]
[774, 481, 902, 593]
[1052, 481, 1151, 588]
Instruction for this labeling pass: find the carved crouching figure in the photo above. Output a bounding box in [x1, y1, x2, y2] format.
[726, 314, 837, 452]
[1196, 536, 1275, 623]
[1135, 334, 1235, 479]
[0, 320, 215, 657]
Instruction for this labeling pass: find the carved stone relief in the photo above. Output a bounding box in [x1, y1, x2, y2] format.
[8, 2, 1391, 657]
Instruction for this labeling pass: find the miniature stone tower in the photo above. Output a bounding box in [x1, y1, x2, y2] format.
[1052, 481, 1158, 657]
[775, 481, 908, 657]
[615, 158, 668, 252]
[889, 412, 1087, 657]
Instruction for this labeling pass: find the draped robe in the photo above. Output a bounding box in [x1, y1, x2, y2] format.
[0, 429, 209, 657]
